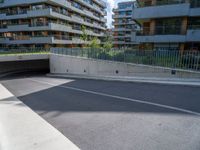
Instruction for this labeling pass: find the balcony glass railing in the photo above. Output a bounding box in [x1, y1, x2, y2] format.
[9, 35, 31, 40]
[54, 35, 72, 40]
[191, 0, 200, 8]
[5, 34, 87, 42]
[30, 22, 49, 27]
[0, 24, 7, 29]
[136, 26, 182, 35]
[155, 26, 181, 35]
[188, 25, 200, 30]
[0, 21, 103, 36]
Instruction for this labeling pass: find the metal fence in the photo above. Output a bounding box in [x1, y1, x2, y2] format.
[51, 48, 200, 71]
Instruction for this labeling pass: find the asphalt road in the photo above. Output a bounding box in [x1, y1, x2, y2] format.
[1, 74, 200, 150]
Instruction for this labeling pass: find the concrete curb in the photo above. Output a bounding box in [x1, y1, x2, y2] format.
[0, 84, 80, 150]
[47, 73, 200, 87]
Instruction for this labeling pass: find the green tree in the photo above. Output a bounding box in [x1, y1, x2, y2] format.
[89, 37, 100, 49]
[103, 34, 113, 52]
[81, 25, 89, 47]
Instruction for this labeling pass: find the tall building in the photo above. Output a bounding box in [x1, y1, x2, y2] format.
[112, 1, 139, 48]
[0, 0, 107, 49]
[133, 0, 200, 51]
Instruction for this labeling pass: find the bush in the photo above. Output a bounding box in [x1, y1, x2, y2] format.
[181, 54, 200, 69]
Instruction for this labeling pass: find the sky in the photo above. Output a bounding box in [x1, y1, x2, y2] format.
[104, 0, 135, 28]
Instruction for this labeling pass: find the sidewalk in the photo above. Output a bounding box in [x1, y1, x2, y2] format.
[0, 84, 80, 150]
[47, 73, 200, 86]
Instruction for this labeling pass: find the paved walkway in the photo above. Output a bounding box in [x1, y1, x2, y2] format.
[48, 73, 200, 86]
[0, 84, 80, 150]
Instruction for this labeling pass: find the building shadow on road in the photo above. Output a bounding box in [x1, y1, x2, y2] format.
[15, 78, 200, 116]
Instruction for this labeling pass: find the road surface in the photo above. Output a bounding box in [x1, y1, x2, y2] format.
[1, 74, 200, 150]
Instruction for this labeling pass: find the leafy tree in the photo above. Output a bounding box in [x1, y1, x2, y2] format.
[103, 34, 113, 52]
[81, 25, 88, 41]
[81, 25, 89, 47]
[89, 37, 100, 49]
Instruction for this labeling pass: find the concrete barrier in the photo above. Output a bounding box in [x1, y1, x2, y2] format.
[50, 54, 200, 79]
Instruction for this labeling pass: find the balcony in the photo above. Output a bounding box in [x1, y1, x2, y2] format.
[0, 34, 90, 45]
[0, 8, 52, 20]
[135, 26, 186, 43]
[0, 22, 50, 32]
[113, 14, 132, 19]
[133, 3, 190, 19]
[0, 7, 105, 32]
[93, 0, 107, 8]
[138, 0, 188, 7]
[113, 34, 132, 38]
[113, 28, 132, 32]
[77, 0, 106, 15]
[53, 35, 90, 44]
[0, 2, 104, 24]
[113, 20, 135, 25]
[6, 36, 53, 44]
[93, 22, 106, 30]
[113, 7, 132, 12]
[190, 7, 200, 16]
[0, 37, 9, 43]
[135, 35, 186, 43]
[100, 17, 107, 23]
[113, 41, 135, 44]
[186, 25, 200, 42]
[71, 15, 84, 23]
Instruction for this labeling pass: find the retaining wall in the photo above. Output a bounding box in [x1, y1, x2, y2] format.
[50, 54, 200, 79]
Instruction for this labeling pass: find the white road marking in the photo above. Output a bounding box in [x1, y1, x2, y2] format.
[29, 78, 200, 116]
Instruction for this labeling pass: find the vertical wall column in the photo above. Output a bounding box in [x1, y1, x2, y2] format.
[181, 17, 188, 35]
[151, 0, 157, 5]
[180, 17, 188, 51]
[150, 20, 155, 35]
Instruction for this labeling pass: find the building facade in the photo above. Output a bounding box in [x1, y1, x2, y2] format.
[133, 0, 200, 51]
[0, 0, 107, 49]
[112, 1, 139, 48]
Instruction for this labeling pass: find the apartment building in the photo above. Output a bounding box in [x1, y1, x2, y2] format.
[133, 0, 200, 51]
[0, 0, 107, 49]
[112, 1, 139, 48]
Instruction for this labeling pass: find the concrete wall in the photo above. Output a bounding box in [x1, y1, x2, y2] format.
[0, 54, 49, 62]
[50, 54, 200, 79]
[0, 60, 49, 74]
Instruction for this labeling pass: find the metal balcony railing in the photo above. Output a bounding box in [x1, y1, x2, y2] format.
[51, 48, 200, 71]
